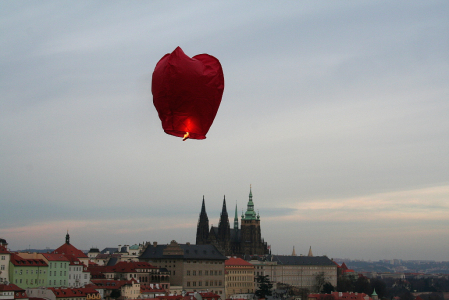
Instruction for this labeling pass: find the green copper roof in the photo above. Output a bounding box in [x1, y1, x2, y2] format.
[242, 186, 258, 220]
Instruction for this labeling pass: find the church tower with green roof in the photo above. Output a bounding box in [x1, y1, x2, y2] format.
[240, 186, 268, 255]
[195, 186, 269, 256]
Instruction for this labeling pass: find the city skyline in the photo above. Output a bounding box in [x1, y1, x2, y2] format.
[1, 1, 448, 261]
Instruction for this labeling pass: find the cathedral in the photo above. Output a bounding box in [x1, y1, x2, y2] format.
[196, 187, 270, 256]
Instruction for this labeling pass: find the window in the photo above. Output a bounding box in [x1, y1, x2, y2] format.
[193, 271, 196, 276]
[187, 271, 190, 276]
[1, 256, 5, 260]
[1, 265, 4, 270]
[187, 282, 190, 287]
[205, 271, 208, 276]
[199, 281, 202, 286]
[193, 281, 196, 286]
[199, 271, 202, 276]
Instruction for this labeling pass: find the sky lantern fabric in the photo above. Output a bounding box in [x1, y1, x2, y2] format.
[152, 47, 224, 140]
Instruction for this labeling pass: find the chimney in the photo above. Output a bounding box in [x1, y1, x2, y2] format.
[153, 242, 157, 247]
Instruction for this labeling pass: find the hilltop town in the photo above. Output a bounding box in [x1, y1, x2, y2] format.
[1, 190, 448, 300]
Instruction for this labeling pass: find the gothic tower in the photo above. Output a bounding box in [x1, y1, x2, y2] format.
[234, 203, 238, 230]
[240, 186, 267, 255]
[217, 196, 231, 251]
[196, 196, 209, 245]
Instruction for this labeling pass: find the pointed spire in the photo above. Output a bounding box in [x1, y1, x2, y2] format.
[234, 202, 238, 230]
[66, 230, 70, 244]
[196, 196, 209, 245]
[242, 185, 257, 220]
[308, 246, 313, 257]
[292, 246, 296, 256]
[218, 195, 230, 240]
[201, 196, 206, 214]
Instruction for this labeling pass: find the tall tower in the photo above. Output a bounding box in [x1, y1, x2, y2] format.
[240, 186, 267, 255]
[196, 196, 209, 245]
[234, 202, 238, 230]
[217, 196, 231, 244]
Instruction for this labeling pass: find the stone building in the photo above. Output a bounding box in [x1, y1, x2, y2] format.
[249, 252, 338, 292]
[0, 240, 11, 284]
[196, 187, 269, 256]
[139, 241, 227, 296]
[225, 257, 255, 299]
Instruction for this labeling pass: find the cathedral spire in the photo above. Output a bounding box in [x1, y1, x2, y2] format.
[292, 246, 296, 256]
[218, 195, 230, 241]
[196, 196, 209, 245]
[234, 202, 238, 230]
[200, 196, 207, 215]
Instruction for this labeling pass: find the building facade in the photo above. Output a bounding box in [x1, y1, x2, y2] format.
[196, 187, 269, 256]
[249, 254, 338, 292]
[139, 240, 226, 296]
[225, 257, 255, 299]
[8, 254, 48, 289]
[0, 242, 11, 284]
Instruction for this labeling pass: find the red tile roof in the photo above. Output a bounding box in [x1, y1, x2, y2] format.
[53, 243, 88, 258]
[140, 285, 166, 293]
[225, 257, 254, 267]
[0, 283, 26, 292]
[109, 261, 157, 273]
[90, 279, 133, 290]
[0, 283, 28, 299]
[185, 292, 220, 300]
[157, 296, 183, 300]
[41, 253, 70, 262]
[10, 254, 47, 267]
[309, 292, 373, 300]
[0, 245, 10, 254]
[48, 287, 99, 298]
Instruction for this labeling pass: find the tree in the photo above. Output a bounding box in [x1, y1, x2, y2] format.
[370, 278, 386, 298]
[109, 290, 121, 299]
[315, 272, 326, 293]
[354, 276, 371, 294]
[255, 275, 273, 299]
[322, 282, 335, 294]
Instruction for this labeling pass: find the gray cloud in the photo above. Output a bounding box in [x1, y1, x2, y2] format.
[1, 1, 448, 261]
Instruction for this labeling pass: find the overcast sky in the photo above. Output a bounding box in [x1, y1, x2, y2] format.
[1, 1, 448, 261]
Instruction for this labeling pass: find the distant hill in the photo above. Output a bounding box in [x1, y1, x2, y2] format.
[15, 249, 55, 253]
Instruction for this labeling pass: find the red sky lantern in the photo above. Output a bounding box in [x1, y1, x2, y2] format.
[152, 47, 224, 141]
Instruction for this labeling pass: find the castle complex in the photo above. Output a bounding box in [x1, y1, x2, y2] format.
[195, 187, 270, 256]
